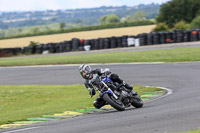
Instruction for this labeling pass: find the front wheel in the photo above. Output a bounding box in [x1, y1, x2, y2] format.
[131, 95, 143, 108]
[103, 93, 125, 111]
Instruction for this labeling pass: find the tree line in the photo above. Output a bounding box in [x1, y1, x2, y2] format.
[154, 0, 200, 31]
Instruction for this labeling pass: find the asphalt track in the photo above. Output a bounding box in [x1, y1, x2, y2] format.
[1, 43, 200, 133]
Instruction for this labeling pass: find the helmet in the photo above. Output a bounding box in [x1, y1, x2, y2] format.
[79, 64, 92, 79]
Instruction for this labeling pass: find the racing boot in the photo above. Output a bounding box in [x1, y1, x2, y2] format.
[122, 81, 138, 96]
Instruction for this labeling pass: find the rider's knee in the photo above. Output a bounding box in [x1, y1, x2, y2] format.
[110, 74, 122, 83]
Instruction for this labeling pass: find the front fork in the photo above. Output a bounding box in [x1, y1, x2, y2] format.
[100, 81, 118, 99]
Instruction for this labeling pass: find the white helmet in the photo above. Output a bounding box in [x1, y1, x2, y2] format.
[79, 64, 92, 79]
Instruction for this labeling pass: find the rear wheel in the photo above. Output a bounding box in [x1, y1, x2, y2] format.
[103, 93, 125, 111]
[131, 95, 143, 108]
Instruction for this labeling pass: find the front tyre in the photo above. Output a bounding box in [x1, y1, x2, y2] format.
[103, 93, 125, 111]
[131, 95, 143, 108]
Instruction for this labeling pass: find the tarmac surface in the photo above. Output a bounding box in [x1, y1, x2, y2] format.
[0, 43, 200, 133]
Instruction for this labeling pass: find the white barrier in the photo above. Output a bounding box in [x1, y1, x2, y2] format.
[135, 38, 140, 47]
[84, 45, 91, 51]
[127, 37, 135, 46]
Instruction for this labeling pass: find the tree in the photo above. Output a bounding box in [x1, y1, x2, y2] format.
[190, 15, 200, 29]
[29, 41, 39, 46]
[60, 23, 65, 31]
[99, 14, 120, 25]
[99, 15, 107, 25]
[133, 11, 146, 21]
[173, 21, 190, 30]
[153, 23, 170, 32]
[156, 0, 200, 28]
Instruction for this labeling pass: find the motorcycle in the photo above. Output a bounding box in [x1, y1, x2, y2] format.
[90, 73, 143, 111]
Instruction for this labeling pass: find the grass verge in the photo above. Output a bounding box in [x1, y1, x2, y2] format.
[0, 85, 163, 125]
[0, 47, 200, 66]
[178, 130, 200, 133]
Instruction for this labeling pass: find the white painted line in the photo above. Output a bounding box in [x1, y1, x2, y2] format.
[2, 126, 41, 133]
[144, 86, 173, 103]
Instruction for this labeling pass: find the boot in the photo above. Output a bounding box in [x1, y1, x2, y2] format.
[122, 81, 133, 90]
[122, 81, 137, 96]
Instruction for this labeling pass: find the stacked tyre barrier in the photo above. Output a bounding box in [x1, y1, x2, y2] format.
[1, 28, 200, 57]
[0, 48, 22, 57]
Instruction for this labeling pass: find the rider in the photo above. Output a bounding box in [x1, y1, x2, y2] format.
[79, 64, 136, 109]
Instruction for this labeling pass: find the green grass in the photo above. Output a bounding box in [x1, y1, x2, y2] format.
[0, 85, 161, 125]
[178, 130, 200, 133]
[1, 47, 200, 66]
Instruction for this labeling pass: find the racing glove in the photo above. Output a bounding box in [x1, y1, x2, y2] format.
[88, 88, 96, 97]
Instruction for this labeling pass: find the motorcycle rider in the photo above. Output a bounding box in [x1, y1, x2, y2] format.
[79, 64, 137, 109]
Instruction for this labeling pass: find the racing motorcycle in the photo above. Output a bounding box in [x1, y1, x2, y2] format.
[90, 73, 143, 111]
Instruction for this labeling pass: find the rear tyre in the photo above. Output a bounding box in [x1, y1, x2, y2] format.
[131, 95, 143, 108]
[103, 93, 125, 111]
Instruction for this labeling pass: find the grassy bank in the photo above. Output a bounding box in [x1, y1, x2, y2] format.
[0, 85, 161, 125]
[0, 47, 200, 66]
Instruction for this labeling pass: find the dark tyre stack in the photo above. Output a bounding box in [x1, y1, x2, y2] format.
[147, 33, 153, 45]
[66, 41, 72, 52]
[59, 42, 67, 53]
[166, 32, 173, 43]
[72, 38, 80, 51]
[104, 38, 110, 49]
[42, 44, 49, 52]
[54, 43, 60, 53]
[139, 33, 147, 46]
[122, 35, 128, 47]
[18, 27, 200, 56]
[0, 49, 5, 57]
[89, 39, 95, 50]
[116, 37, 123, 47]
[160, 32, 166, 44]
[197, 29, 200, 39]
[190, 30, 199, 41]
[12, 48, 22, 55]
[110, 36, 117, 48]
[152, 32, 160, 44]
[84, 40, 91, 47]
[183, 31, 191, 42]
[50, 43, 57, 53]
[99, 38, 104, 49]
[175, 30, 184, 43]
[36, 44, 44, 54]
[94, 39, 99, 50]
[31, 46, 37, 54]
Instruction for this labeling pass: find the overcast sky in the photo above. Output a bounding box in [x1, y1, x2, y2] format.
[0, 0, 170, 12]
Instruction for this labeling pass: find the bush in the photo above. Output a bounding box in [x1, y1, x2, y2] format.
[190, 15, 200, 29]
[173, 21, 190, 30]
[29, 41, 39, 46]
[153, 23, 170, 32]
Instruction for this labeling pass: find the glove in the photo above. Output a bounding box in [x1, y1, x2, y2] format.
[89, 88, 96, 97]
